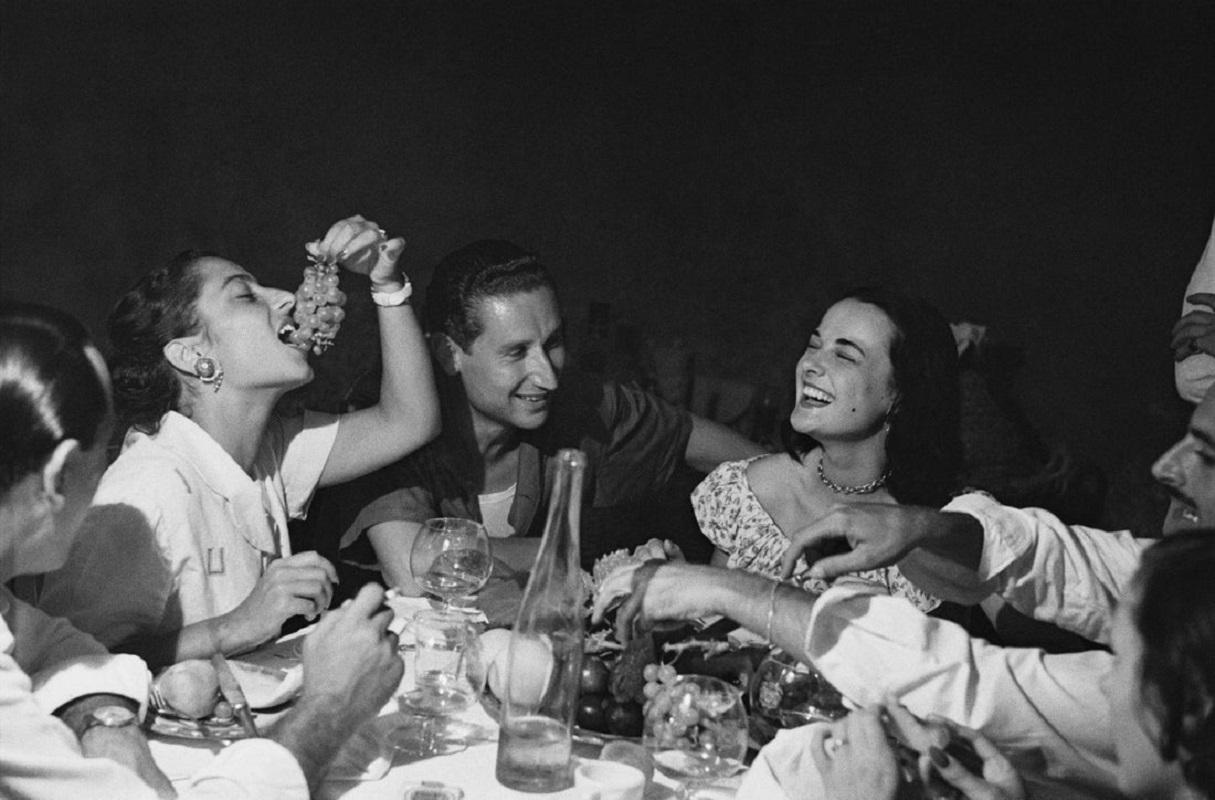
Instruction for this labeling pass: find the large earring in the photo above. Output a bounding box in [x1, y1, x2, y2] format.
[194, 356, 223, 392]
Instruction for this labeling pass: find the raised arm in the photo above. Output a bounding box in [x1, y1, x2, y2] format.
[684, 413, 767, 474]
[311, 216, 439, 487]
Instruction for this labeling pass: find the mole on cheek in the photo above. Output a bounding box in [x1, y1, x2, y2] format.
[851, 407, 857, 413]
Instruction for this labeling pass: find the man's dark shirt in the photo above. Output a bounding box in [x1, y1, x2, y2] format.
[337, 371, 696, 569]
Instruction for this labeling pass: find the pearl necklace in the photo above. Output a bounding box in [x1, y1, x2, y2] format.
[816, 457, 890, 495]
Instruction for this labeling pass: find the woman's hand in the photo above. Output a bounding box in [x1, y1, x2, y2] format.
[221, 551, 338, 649]
[883, 700, 1025, 800]
[1172, 292, 1215, 361]
[920, 715, 1025, 800]
[307, 214, 406, 290]
[810, 709, 901, 800]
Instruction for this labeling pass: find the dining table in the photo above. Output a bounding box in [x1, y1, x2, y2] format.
[144, 577, 751, 800]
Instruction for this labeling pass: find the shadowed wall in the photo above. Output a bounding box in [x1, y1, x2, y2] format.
[3, 0, 1214, 521]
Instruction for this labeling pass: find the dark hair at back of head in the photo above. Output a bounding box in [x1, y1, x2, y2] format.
[0, 303, 108, 494]
[424, 239, 556, 350]
[781, 286, 962, 507]
[1135, 530, 1215, 799]
[107, 250, 210, 433]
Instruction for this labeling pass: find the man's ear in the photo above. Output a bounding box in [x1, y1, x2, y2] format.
[40, 439, 81, 512]
[428, 333, 462, 377]
[163, 336, 205, 376]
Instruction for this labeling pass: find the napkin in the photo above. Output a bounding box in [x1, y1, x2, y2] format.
[735, 725, 828, 800]
[228, 659, 304, 709]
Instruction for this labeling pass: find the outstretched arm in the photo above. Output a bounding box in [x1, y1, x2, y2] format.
[779, 502, 983, 583]
[684, 414, 767, 474]
[594, 562, 818, 663]
[314, 215, 439, 487]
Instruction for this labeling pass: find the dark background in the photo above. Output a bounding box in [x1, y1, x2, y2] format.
[3, 1, 1214, 528]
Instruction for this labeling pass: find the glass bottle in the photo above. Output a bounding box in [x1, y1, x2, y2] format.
[495, 449, 587, 792]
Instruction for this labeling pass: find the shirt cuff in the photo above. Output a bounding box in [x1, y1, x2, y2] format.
[941, 492, 1028, 582]
[32, 653, 150, 719]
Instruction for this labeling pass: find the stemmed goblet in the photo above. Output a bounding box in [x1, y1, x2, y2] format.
[644, 674, 749, 799]
[410, 517, 493, 611]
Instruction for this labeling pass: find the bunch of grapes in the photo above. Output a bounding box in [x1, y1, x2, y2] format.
[641, 663, 682, 731]
[642, 665, 734, 751]
[290, 257, 347, 355]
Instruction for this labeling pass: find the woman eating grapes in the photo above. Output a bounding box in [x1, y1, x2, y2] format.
[38, 215, 439, 667]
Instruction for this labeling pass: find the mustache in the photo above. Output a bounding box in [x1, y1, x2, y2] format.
[1165, 485, 1195, 508]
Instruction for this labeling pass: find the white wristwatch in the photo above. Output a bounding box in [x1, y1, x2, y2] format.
[371, 280, 413, 307]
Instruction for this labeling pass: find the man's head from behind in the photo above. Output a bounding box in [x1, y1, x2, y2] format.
[424, 240, 566, 435]
[1155, 384, 1215, 534]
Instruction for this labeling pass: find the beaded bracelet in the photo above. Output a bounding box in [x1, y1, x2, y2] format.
[764, 579, 780, 643]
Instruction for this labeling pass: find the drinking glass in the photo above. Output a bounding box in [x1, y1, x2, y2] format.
[644, 674, 748, 799]
[391, 609, 487, 758]
[410, 517, 493, 610]
[748, 647, 847, 745]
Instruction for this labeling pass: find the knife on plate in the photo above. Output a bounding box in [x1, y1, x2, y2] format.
[211, 653, 260, 737]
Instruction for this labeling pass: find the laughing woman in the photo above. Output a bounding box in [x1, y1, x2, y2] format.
[691, 287, 960, 611]
[39, 215, 438, 667]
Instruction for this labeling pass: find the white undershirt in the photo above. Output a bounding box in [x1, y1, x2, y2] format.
[478, 483, 518, 538]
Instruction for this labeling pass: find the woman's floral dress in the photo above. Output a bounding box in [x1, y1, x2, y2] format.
[691, 456, 940, 612]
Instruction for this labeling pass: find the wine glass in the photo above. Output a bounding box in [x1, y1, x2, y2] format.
[390, 609, 488, 759]
[748, 647, 847, 745]
[644, 674, 748, 799]
[410, 517, 493, 611]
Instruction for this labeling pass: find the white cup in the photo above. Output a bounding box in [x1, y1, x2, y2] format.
[574, 759, 645, 800]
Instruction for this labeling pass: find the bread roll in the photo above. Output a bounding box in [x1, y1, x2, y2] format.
[155, 659, 220, 719]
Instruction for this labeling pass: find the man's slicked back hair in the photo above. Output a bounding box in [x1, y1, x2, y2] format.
[423, 240, 557, 351]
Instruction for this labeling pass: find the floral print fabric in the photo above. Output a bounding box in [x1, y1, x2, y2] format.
[691, 457, 940, 612]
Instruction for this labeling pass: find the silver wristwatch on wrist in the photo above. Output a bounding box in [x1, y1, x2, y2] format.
[79, 704, 138, 736]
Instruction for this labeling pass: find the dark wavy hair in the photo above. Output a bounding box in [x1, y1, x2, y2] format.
[781, 286, 961, 507]
[424, 239, 557, 351]
[0, 303, 108, 495]
[107, 250, 212, 433]
[1134, 531, 1215, 798]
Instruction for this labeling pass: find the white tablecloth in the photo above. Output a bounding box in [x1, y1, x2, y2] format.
[148, 597, 706, 799]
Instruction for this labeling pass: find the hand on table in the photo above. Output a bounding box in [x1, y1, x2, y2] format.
[301, 583, 402, 723]
[224, 551, 337, 648]
[1172, 293, 1215, 361]
[270, 584, 401, 793]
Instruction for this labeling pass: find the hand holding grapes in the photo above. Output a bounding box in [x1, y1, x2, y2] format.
[291, 215, 406, 354]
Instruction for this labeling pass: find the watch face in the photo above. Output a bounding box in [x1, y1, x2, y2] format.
[93, 705, 136, 726]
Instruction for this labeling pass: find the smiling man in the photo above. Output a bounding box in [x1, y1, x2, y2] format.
[336, 239, 763, 588]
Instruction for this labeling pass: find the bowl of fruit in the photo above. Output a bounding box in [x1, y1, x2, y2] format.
[571, 543, 768, 741]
